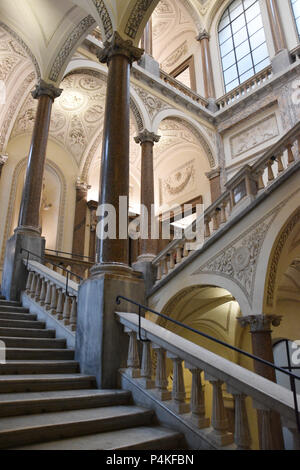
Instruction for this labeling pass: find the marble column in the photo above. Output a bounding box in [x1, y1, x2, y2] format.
[76, 33, 146, 389]
[87, 200, 98, 261]
[0, 154, 8, 180]
[93, 32, 143, 274]
[2, 80, 62, 301]
[134, 129, 160, 262]
[141, 18, 153, 56]
[197, 31, 215, 100]
[17, 80, 62, 235]
[265, 0, 286, 54]
[238, 314, 284, 449]
[72, 180, 90, 257]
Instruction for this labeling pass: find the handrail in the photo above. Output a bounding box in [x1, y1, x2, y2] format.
[45, 248, 94, 262]
[21, 248, 82, 297]
[116, 295, 300, 433]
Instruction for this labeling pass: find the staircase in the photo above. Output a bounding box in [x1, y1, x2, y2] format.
[0, 296, 183, 450]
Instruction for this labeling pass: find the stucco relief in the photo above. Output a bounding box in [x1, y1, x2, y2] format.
[159, 160, 196, 205]
[192, 209, 280, 305]
[161, 41, 188, 70]
[133, 85, 171, 119]
[125, 0, 156, 39]
[230, 114, 279, 159]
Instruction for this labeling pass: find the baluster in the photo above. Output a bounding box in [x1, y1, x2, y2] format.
[44, 281, 52, 310]
[63, 295, 71, 325]
[204, 217, 211, 238]
[212, 211, 219, 231]
[152, 345, 171, 401]
[162, 257, 168, 276]
[186, 365, 209, 428]
[140, 341, 154, 389]
[220, 202, 227, 225]
[167, 354, 189, 414]
[39, 279, 46, 306]
[69, 297, 77, 331]
[267, 161, 275, 183]
[56, 289, 64, 320]
[30, 273, 37, 298]
[176, 245, 182, 264]
[277, 154, 284, 173]
[205, 375, 233, 446]
[125, 329, 140, 378]
[256, 170, 265, 191]
[169, 251, 175, 270]
[227, 386, 251, 450]
[34, 275, 42, 301]
[25, 272, 34, 294]
[183, 242, 189, 258]
[49, 285, 58, 316]
[287, 143, 295, 165]
[156, 262, 162, 281]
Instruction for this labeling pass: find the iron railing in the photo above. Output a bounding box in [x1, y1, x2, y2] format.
[116, 295, 300, 433]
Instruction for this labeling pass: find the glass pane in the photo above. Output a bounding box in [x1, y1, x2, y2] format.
[231, 14, 246, 33]
[239, 68, 255, 82]
[233, 26, 248, 46]
[220, 37, 234, 56]
[224, 63, 238, 84]
[219, 24, 232, 44]
[222, 50, 236, 70]
[219, 13, 230, 31]
[247, 14, 263, 36]
[254, 57, 270, 73]
[237, 53, 253, 74]
[291, 0, 300, 37]
[249, 28, 266, 50]
[235, 40, 250, 60]
[252, 42, 269, 65]
[243, 0, 256, 9]
[245, 2, 261, 22]
[226, 78, 239, 92]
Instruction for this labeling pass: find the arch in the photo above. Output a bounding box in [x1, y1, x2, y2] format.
[179, 0, 203, 32]
[152, 109, 216, 168]
[0, 21, 41, 79]
[0, 157, 67, 265]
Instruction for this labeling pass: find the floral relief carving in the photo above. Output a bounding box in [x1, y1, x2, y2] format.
[161, 41, 188, 70]
[133, 85, 171, 118]
[125, 0, 155, 39]
[159, 160, 196, 205]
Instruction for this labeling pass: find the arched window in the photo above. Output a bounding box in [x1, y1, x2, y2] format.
[291, 0, 300, 38]
[218, 0, 270, 93]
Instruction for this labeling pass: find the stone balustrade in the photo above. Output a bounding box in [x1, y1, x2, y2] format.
[23, 259, 79, 332]
[153, 122, 300, 284]
[216, 65, 273, 110]
[159, 70, 209, 108]
[290, 44, 300, 63]
[116, 311, 300, 450]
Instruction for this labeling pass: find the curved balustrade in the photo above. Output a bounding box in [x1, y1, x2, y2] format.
[116, 311, 300, 450]
[24, 260, 79, 332]
[159, 70, 209, 108]
[152, 122, 300, 284]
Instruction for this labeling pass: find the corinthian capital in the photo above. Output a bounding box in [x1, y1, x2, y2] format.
[0, 153, 8, 166]
[97, 31, 144, 66]
[75, 178, 91, 194]
[238, 314, 282, 333]
[134, 129, 161, 145]
[196, 29, 210, 42]
[31, 79, 63, 101]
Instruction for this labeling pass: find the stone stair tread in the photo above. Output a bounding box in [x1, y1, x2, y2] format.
[0, 306, 29, 313]
[0, 327, 55, 338]
[0, 336, 66, 349]
[0, 319, 46, 329]
[0, 312, 37, 321]
[5, 348, 74, 360]
[0, 389, 130, 403]
[0, 360, 79, 375]
[0, 301, 22, 307]
[12, 426, 182, 450]
[0, 373, 95, 382]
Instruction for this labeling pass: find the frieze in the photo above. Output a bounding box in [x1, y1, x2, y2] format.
[125, 0, 155, 40]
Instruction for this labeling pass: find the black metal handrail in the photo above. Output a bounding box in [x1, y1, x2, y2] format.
[116, 295, 300, 433]
[45, 248, 94, 262]
[21, 248, 83, 297]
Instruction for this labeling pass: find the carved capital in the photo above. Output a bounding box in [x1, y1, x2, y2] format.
[97, 31, 144, 66]
[196, 30, 210, 42]
[76, 178, 91, 194]
[31, 79, 63, 101]
[205, 168, 221, 180]
[0, 153, 8, 166]
[134, 129, 161, 145]
[238, 314, 282, 333]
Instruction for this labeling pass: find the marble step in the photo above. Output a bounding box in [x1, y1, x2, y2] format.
[0, 389, 131, 417]
[0, 373, 96, 393]
[0, 360, 79, 375]
[13, 426, 183, 450]
[5, 348, 75, 360]
[0, 306, 29, 313]
[0, 319, 46, 330]
[0, 327, 55, 338]
[0, 336, 66, 349]
[0, 406, 154, 449]
[0, 312, 37, 321]
[0, 300, 22, 307]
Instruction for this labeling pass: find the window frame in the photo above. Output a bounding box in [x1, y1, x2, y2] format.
[291, 0, 300, 40]
[170, 55, 197, 92]
[218, 0, 270, 94]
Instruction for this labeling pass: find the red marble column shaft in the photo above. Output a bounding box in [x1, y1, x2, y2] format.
[95, 32, 143, 268]
[17, 80, 62, 233]
[72, 182, 90, 257]
[197, 31, 215, 99]
[135, 130, 160, 260]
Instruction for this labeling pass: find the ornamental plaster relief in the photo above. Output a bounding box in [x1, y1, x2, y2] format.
[161, 41, 188, 71]
[159, 159, 196, 205]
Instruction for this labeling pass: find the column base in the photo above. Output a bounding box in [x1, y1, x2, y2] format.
[75, 270, 145, 389]
[151, 389, 172, 401]
[2, 231, 45, 301]
[90, 262, 135, 277]
[208, 430, 234, 447]
[132, 259, 156, 293]
[190, 414, 210, 429]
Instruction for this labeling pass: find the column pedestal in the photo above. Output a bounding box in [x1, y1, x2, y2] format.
[238, 314, 284, 450]
[2, 80, 62, 300]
